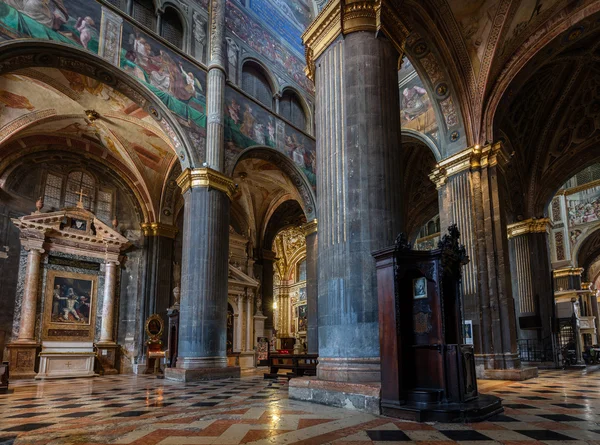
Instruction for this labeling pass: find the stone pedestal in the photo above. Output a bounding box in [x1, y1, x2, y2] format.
[35, 341, 96, 379]
[95, 342, 119, 375]
[164, 366, 240, 382]
[477, 367, 539, 381]
[254, 313, 267, 339]
[6, 343, 39, 380]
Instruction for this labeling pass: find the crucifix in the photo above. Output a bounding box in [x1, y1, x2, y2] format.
[65, 361, 72, 368]
[76, 188, 88, 209]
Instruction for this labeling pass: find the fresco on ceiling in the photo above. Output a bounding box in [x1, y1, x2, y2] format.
[248, 0, 310, 54]
[225, 0, 314, 94]
[448, 0, 498, 75]
[567, 186, 600, 227]
[121, 21, 207, 131]
[399, 58, 439, 142]
[224, 87, 316, 188]
[500, 0, 561, 57]
[0, 0, 101, 52]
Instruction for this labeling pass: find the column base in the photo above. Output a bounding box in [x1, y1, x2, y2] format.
[7, 342, 40, 380]
[94, 342, 119, 375]
[289, 377, 381, 414]
[175, 356, 228, 369]
[317, 357, 380, 382]
[164, 366, 240, 382]
[476, 366, 538, 381]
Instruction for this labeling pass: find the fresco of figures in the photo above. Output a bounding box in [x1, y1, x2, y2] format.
[0, 0, 101, 51]
[225, 87, 316, 188]
[120, 21, 207, 130]
[567, 186, 600, 227]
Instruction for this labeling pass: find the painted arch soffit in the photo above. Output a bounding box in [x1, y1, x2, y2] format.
[0, 40, 198, 169]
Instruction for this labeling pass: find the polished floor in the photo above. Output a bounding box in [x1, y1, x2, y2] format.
[0, 368, 600, 444]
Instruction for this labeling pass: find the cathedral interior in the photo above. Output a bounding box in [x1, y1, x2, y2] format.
[1, 0, 600, 443]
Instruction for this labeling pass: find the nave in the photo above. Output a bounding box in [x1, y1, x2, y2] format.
[1, 370, 600, 444]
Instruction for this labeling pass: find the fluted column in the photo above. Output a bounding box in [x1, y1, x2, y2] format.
[507, 218, 554, 341]
[17, 241, 44, 343]
[205, 0, 226, 170]
[431, 143, 536, 380]
[99, 260, 119, 343]
[246, 294, 253, 351]
[310, 30, 404, 383]
[303, 220, 318, 354]
[236, 295, 243, 351]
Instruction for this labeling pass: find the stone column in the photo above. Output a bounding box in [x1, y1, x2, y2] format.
[236, 294, 243, 351]
[99, 260, 119, 343]
[17, 243, 44, 342]
[303, 219, 318, 354]
[260, 249, 276, 332]
[246, 294, 253, 351]
[507, 219, 555, 343]
[8, 239, 44, 379]
[430, 143, 537, 380]
[592, 291, 600, 345]
[304, 4, 406, 384]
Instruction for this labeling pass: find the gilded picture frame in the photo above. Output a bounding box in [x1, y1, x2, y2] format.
[42, 270, 97, 341]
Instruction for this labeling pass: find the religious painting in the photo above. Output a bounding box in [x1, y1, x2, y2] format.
[413, 277, 427, 300]
[566, 185, 600, 227]
[120, 22, 208, 131]
[297, 304, 307, 332]
[0, 0, 102, 53]
[42, 270, 97, 341]
[298, 287, 306, 301]
[399, 62, 438, 139]
[463, 320, 473, 345]
[224, 87, 316, 188]
[70, 218, 87, 231]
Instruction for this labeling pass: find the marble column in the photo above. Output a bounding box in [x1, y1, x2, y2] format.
[430, 143, 537, 380]
[260, 249, 276, 332]
[17, 243, 44, 342]
[236, 294, 243, 351]
[591, 291, 600, 344]
[507, 219, 554, 342]
[246, 294, 253, 351]
[99, 260, 119, 343]
[303, 219, 318, 354]
[311, 31, 404, 383]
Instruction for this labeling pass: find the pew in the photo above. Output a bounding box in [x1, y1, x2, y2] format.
[264, 353, 318, 380]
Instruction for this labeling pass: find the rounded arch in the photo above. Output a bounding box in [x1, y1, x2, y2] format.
[240, 57, 279, 107]
[402, 129, 441, 162]
[279, 85, 312, 134]
[482, 2, 600, 144]
[159, 3, 188, 50]
[574, 224, 600, 275]
[0, 40, 198, 168]
[228, 146, 317, 221]
[263, 199, 306, 251]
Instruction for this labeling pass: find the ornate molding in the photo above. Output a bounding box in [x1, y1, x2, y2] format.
[507, 218, 552, 239]
[553, 267, 584, 278]
[302, 0, 408, 80]
[429, 142, 512, 189]
[176, 168, 236, 199]
[302, 219, 318, 236]
[141, 222, 179, 239]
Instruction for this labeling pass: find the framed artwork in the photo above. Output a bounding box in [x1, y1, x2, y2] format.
[463, 320, 473, 345]
[413, 277, 427, 300]
[42, 270, 97, 341]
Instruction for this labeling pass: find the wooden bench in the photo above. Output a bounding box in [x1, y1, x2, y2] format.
[264, 353, 318, 380]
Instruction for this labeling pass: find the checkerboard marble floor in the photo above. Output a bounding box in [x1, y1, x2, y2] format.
[1, 367, 600, 444]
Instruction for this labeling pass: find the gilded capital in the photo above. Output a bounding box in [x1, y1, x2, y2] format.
[176, 167, 236, 199]
[302, 0, 409, 80]
[302, 219, 318, 236]
[553, 267, 584, 278]
[507, 218, 552, 239]
[429, 142, 513, 189]
[141, 222, 179, 239]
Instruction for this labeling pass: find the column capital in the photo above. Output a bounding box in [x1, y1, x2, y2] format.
[302, 0, 409, 80]
[302, 219, 318, 236]
[141, 222, 179, 239]
[507, 218, 552, 239]
[176, 167, 236, 199]
[21, 238, 45, 254]
[553, 267, 584, 278]
[429, 142, 513, 189]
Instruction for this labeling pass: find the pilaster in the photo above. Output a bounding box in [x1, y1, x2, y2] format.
[303, 219, 319, 354]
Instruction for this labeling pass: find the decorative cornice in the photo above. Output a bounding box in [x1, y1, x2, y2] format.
[507, 218, 552, 239]
[302, 0, 408, 80]
[429, 142, 513, 189]
[176, 168, 236, 199]
[553, 267, 584, 278]
[302, 219, 318, 236]
[141, 222, 179, 239]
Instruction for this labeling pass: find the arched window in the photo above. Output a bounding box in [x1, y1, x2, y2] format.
[280, 90, 306, 130]
[242, 62, 273, 110]
[161, 7, 184, 49]
[64, 171, 95, 210]
[106, 0, 127, 12]
[132, 0, 157, 31]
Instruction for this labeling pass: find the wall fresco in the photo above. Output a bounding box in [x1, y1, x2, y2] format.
[249, 0, 305, 54]
[567, 186, 600, 227]
[224, 87, 316, 187]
